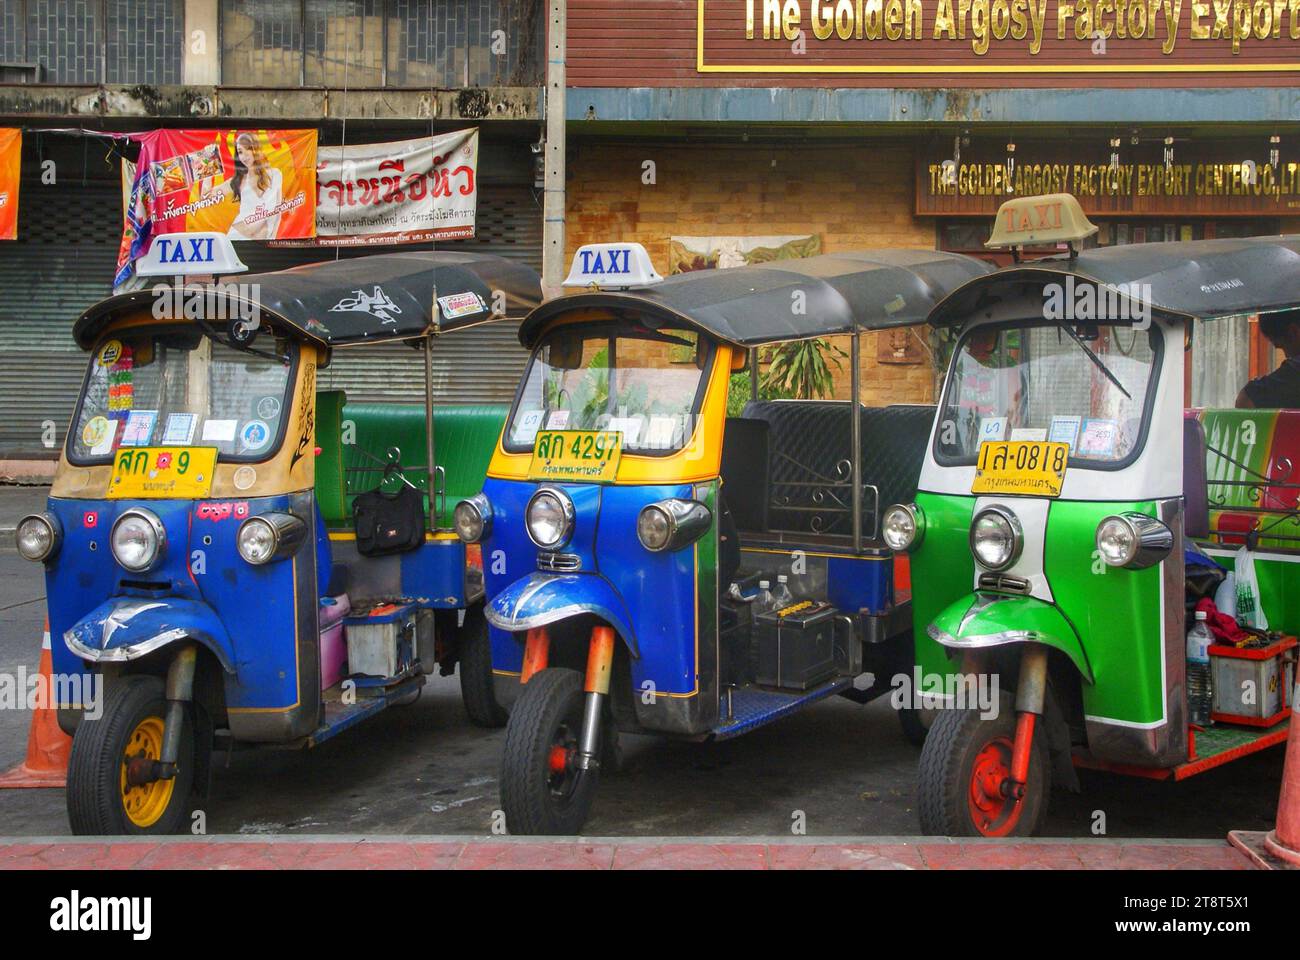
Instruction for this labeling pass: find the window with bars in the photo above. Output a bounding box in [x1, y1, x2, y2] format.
[3, 0, 182, 84]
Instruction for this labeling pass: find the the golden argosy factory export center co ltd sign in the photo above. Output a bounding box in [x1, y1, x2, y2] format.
[698, 0, 1300, 72]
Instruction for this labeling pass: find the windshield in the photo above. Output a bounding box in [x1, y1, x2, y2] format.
[504, 325, 713, 455]
[70, 327, 295, 464]
[936, 321, 1161, 468]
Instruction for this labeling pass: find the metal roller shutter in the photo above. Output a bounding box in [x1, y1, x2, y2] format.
[0, 150, 540, 458]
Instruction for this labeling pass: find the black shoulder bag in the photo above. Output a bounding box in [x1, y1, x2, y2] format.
[352, 465, 425, 556]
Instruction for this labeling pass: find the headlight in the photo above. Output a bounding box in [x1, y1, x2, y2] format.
[969, 506, 1022, 571]
[15, 512, 61, 563]
[526, 487, 574, 549]
[882, 503, 923, 552]
[1096, 513, 1173, 569]
[636, 499, 712, 553]
[110, 509, 166, 573]
[454, 493, 492, 543]
[237, 513, 306, 565]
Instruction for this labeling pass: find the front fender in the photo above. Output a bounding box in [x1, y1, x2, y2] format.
[927, 593, 1093, 684]
[64, 597, 237, 673]
[486, 572, 639, 658]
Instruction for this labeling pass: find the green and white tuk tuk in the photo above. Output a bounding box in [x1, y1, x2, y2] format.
[883, 193, 1299, 836]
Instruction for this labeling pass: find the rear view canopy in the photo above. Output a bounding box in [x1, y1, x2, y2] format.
[927, 236, 1300, 327]
[518, 249, 993, 349]
[73, 251, 543, 350]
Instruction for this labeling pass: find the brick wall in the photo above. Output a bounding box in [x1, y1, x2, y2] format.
[566, 139, 939, 406]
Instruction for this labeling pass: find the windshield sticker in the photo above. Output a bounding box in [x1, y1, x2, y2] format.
[608, 417, 643, 445]
[233, 465, 257, 491]
[240, 420, 271, 453]
[161, 413, 198, 446]
[437, 291, 486, 320]
[121, 410, 158, 447]
[545, 410, 571, 430]
[978, 417, 1008, 443]
[1048, 416, 1082, 451]
[1077, 419, 1118, 458]
[202, 419, 238, 443]
[83, 416, 115, 456]
[1010, 427, 1047, 442]
[514, 410, 544, 443]
[97, 339, 123, 367]
[256, 396, 282, 420]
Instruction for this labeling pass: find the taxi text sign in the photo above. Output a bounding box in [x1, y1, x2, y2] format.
[528, 431, 623, 483]
[0, 128, 19, 241]
[972, 440, 1069, 497]
[108, 447, 218, 500]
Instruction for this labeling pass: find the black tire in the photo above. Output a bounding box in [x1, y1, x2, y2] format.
[67, 675, 195, 836]
[459, 606, 507, 727]
[897, 705, 931, 747]
[500, 668, 599, 835]
[916, 692, 1049, 837]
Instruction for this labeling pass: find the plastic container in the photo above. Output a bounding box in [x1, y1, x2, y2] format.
[754, 580, 774, 615]
[1213, 572, 1237, 622]
[318, 594, 352, 690]
[772, 574, 795, 610]
[1186, 610, 1214, 726]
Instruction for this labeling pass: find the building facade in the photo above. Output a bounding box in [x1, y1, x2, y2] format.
[0, 0, 545, 459]
[563, 0, 1300, 406]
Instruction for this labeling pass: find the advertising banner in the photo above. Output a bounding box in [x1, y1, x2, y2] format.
[117, 128, 317, 287]
[305, 129, 479, 246]
[0, 128, 20, 241]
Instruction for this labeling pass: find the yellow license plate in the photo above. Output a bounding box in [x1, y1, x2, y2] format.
[107, 447, 218, 499]
[972, 441, 1069, 497]
[528, 430, 622, 483]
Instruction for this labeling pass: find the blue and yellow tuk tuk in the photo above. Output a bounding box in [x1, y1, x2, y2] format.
[453, 242, 989, 833]
[14, 240, 539, 833]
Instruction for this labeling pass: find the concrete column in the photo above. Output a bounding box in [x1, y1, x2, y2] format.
[541, 0, 566, 299]
[183, 0, 221, 86]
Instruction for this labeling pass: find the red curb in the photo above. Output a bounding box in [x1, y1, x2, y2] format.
[0, 838, 1256, 870]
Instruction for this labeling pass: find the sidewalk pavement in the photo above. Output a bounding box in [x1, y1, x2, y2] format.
[0, 836, 1255, 870]
[0, 483, 51, 535]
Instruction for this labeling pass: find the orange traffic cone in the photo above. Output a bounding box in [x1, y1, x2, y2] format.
[0, 619, 71, 788]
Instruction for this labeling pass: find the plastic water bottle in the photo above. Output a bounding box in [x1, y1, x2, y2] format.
[1186, 610, 1214, 726]
[772, 574, 795, 610]
[754, 580, 774, 614]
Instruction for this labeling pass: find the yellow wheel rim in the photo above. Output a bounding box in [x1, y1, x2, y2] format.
[119, 716, 175, 829]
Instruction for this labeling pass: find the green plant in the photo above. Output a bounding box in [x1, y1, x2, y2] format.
[761, 338, 847, 400]
[728, 368, 794, 417]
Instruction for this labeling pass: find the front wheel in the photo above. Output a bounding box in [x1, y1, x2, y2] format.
[917, 693, 1048, 837]
[67, 675, 195, 835]
[499, 668, 598, 835]
[458, 606, 507, 727]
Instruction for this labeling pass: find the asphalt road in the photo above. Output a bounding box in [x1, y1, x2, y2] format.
[0, 485, 1285, 839]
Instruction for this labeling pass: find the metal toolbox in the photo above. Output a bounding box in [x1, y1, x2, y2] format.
[754, 601, 838, 691]
[1209, 635, 1296, 726]
[344, 600, 418, 680]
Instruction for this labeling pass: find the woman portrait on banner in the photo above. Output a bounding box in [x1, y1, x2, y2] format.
[201, 132, 283, 239]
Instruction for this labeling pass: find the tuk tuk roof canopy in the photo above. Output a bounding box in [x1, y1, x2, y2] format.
[517, 249, 993, 349]
[73, 251, 544, 350]
[928, 236, 1300, 327]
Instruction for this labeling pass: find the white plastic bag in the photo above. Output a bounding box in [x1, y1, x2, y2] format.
[1234, 545, 1269, 632]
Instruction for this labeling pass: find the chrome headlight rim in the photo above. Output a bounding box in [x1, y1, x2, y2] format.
[1096, 512, 1173, 570]
[110, 508, 166, 574]
[969, 505, 1023, 572]
[236, 512, 306, 565]
[15, 512, 61, 563]
[637, 498, 712, 553]
[881, 502, 924, 553]
[525, 486, 575, 550]
[454, 493, 492, 544]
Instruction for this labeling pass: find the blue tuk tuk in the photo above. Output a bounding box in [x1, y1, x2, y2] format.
[453, 243, 990, 833]
[14, 240, 540, 833]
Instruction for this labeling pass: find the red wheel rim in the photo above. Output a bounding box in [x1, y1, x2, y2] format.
[967, 736, 1025, 837]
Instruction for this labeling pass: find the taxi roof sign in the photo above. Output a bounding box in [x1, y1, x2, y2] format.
[563, 242, 662, 290]
[987, 194, 1098, 250]
[136, 231, 249, 277]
